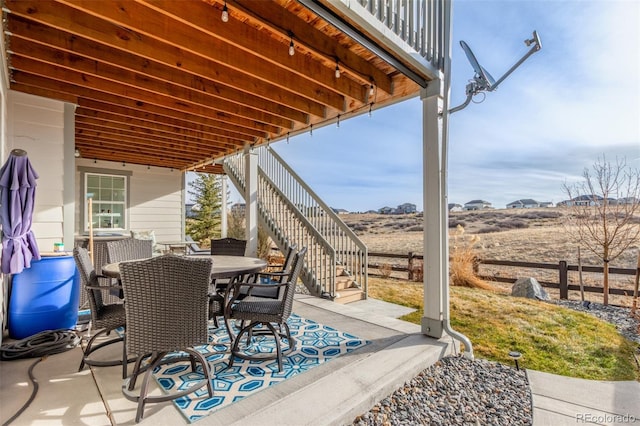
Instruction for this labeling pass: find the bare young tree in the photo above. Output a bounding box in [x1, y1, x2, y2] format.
[561, 156, 640, 305]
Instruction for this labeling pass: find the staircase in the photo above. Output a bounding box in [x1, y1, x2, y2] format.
[223, 146, 367, 303]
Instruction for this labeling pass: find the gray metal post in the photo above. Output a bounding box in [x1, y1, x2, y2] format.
[244, 144, 258, 256]
[421, 80, 445, 338]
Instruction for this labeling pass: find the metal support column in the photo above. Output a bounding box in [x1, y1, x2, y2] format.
[243, 145, 258, 256]
[421, 79, 445, 338]
[221, 175, 228, 238]
[63, 103, 76, 251]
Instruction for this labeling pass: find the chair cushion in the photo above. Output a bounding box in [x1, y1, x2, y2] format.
[130, 229, 161, 254]
[240, 283, 279, 299]
[233, 299, 281, 316]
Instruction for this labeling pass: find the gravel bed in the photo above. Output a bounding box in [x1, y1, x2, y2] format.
[352, 356, 532, 426]
[352, 300, 639, 426]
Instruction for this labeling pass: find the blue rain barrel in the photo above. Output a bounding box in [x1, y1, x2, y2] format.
[8, 255, 81, 339]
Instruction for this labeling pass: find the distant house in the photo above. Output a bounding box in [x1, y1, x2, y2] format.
[332, 208, 349, 215]
[560, 195, 604, 207]
[378, 206, 394, 215]
[506, 199, 540, 209]
[616, 197, 639, 205]
[396, 203, 417, 214]
[231, 203, 246, 214]
[448, 203, 462, 212]
[539, 201, 553, 208]
[463, 200, 492, 211]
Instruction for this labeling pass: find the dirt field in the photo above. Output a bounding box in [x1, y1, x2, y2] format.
[341, 208, 640, 306]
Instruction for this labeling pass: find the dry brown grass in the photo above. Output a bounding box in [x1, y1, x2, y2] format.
[378, 262, 393, 278]
[449, 225, 494, 290]
[343, 208, 640, 306]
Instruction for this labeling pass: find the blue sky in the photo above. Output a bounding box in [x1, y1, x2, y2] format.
[225, 0, 639, 212]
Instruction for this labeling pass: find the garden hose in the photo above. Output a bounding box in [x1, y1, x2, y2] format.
[0, 329, 80, 360]
[0, 329, 81, 426]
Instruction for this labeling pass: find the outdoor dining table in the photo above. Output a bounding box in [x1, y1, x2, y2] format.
[101, 254, 267, 280]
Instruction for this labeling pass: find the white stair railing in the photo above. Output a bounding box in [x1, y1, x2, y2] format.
[224, 147, 368, 299]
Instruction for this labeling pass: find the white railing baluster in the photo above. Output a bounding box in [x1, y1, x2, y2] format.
[354, 0, 443, 71]
[224, 147, 367, 299]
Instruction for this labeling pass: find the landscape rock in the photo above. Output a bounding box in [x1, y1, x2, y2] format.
[511, 277, 549, 301]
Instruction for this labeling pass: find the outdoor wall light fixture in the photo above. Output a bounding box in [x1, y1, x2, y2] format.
[334, 61, 340, 78]
[221, 1, 229, 22]
[508, 351, 522, 370]
[74, 148, 80, 158]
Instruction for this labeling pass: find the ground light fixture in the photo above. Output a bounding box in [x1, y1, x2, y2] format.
[508, 351, 523, 370]
[449, 31, 542, 114]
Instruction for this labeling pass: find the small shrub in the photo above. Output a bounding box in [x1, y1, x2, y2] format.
[379, 262, 393, 278]
[449, 225, 494, 290]
[412, 261, 424, 282]
[449, 220, 466, 228]
[499, 219, 528, 230]
[407, 225, 423, 232]
[477, 226, 502, 234]
[533, 210, 562, 219]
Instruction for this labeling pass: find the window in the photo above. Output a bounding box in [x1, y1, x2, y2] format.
[84, 172, 128, 232]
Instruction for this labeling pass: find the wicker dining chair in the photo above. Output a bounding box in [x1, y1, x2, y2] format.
[119, 254, 215, 423]
[210, 237, 247, 256]
[104, 238, 153, 299]
[244, 243, 298, 299]
[105, 238, 153, 264]
[73, 247, 131, 379]
[210, 237, 248, 294]
[224, 247, 307, 372]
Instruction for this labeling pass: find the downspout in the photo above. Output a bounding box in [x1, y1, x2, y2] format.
[441, 0, 474, 360]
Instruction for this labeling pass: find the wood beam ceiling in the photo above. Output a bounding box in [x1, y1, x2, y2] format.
[3, 0, 422, 172]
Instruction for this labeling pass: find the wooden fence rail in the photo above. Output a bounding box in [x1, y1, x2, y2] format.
[368, 251, 639, 300]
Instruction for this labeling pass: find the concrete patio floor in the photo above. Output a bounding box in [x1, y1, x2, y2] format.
[1, 295, 453, 425]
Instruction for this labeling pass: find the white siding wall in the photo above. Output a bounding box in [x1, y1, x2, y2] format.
[0, 92, 184, 339]
[7, 91, 66, 253]
[74, 159, 185, 243]
[0, 44, 7, 342]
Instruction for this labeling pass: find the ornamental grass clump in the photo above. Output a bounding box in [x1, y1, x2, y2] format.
[449, 225, 494, 290]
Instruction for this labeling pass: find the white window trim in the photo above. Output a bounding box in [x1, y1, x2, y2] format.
[79, 167, 132, 233]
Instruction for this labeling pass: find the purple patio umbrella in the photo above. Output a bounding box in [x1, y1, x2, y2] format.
[0, 148, 40, 274]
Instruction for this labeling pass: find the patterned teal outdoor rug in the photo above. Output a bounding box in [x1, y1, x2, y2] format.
[152, 314, 369, 423]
